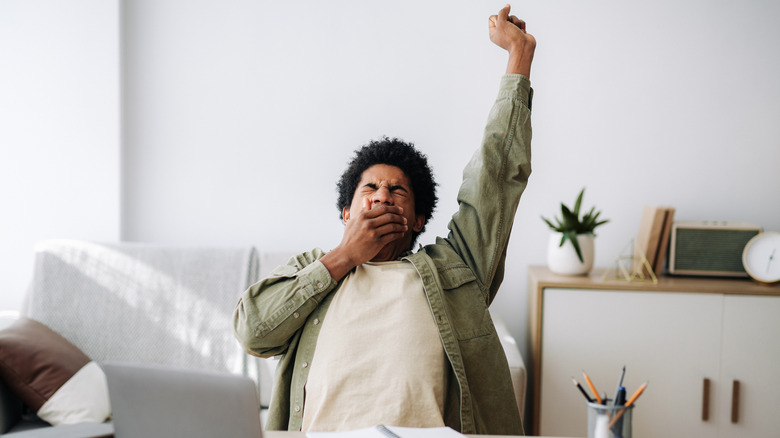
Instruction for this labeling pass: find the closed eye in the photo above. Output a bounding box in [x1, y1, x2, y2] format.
[360, 183, 379, 194]
[389, 185, 409, 196]
[361, 183, 409, 195]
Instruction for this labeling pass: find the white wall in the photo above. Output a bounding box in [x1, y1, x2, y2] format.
[4, 0, 780, 382]
[0, 0, 120, 311]
[120, 0, 780, 354]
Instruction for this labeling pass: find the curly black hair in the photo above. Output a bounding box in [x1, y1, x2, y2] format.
[336, 136, 438, 246]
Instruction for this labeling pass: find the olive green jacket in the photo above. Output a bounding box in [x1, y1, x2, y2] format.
[234, 74, 532, 435]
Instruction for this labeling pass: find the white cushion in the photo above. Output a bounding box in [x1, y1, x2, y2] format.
[37, 361, 111, 426]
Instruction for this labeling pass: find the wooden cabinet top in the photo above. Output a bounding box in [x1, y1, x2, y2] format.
[529, 265, 780, 296]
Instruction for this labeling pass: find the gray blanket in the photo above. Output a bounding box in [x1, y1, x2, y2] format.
[23, 240, 260, 380]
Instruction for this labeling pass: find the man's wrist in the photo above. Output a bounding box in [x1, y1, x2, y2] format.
[320, 247, 357, 282]
[506, 52, 531, 77]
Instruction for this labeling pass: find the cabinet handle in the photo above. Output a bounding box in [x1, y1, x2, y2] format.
[731, 380, 740, 424]
[701, 378, 710, 421]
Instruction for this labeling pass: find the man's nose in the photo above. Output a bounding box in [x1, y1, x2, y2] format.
[372, 186, 393, 205]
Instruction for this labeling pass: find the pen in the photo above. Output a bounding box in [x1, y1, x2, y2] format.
[612, 366, 626, 406]
[608, 382, 649, 429]
[611, 387, 627, 435]
[614, 386, 626, 406]
[572, 377, 594, 403]
[582, 371, 603, 404]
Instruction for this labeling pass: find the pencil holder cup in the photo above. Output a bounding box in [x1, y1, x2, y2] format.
[587, 401, 633, 438]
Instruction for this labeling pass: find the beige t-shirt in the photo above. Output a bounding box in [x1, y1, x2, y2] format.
[301, 261, 447, 432]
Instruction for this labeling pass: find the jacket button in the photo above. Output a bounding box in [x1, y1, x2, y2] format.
[302, 362, 308, 368]
[313, 318, 320, 325]
[294, 405, 301, 412]
[293, 312, 300, 318]
[317, 282, 324, 289]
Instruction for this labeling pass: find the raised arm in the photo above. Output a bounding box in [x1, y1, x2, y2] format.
[438, 5, 535, 304]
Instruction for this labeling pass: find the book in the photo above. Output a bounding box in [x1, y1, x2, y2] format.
[652, 207, 676, 277]
[633, 206, 667, 275]
[307, 426, 466, 438]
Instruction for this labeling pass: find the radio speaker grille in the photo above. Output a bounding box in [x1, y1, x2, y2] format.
[673, 228, 758, 274]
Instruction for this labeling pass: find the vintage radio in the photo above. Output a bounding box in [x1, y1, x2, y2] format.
[668, 221, 762, 277]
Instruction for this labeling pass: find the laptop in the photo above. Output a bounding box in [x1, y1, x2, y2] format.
[103, 362, 263, 438]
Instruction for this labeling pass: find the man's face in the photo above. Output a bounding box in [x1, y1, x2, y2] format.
[343, 164, 426, 261]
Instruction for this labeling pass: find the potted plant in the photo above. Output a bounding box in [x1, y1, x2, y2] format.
[541, 187, 609, 275]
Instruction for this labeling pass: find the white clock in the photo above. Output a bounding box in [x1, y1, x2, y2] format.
[742, 231, 780, 284]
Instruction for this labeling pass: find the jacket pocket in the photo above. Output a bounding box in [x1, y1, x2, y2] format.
[439, 265, 493, 340]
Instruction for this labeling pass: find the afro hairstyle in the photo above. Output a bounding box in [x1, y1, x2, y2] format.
[336, 136, 438, 246]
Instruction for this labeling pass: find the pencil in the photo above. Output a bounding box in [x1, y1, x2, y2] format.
[582, 371, 602, 404]
[608, 381, 648, 429]
[624, 381, 648, 407]
[572, 377, 594, 403]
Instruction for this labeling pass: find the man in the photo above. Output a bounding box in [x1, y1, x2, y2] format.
[234, 5, 535, 435]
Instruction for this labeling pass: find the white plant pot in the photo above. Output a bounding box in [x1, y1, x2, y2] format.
[547, 232, 595, 275]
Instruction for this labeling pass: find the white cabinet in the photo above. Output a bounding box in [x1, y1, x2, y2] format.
[528, 266, 780, 438]
[717, 295, 780, 438]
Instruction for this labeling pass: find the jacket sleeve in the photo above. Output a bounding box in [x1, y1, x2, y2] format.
[233, 249, 336, 357]
[440, 74, 533, 305]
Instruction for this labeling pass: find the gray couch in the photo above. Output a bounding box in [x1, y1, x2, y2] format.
[0, 240, 526, 437]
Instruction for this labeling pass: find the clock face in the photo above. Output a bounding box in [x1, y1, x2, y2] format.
[742, 232, 780, 284]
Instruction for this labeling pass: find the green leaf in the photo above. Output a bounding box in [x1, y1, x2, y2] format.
[573, 188, 585, 217]
[541, 216, 559, 231]
[581, 208, 598, 232]
[541, 187, 609, 236]
[565, 231, 585, 263]
[561, 205, 578, 230]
